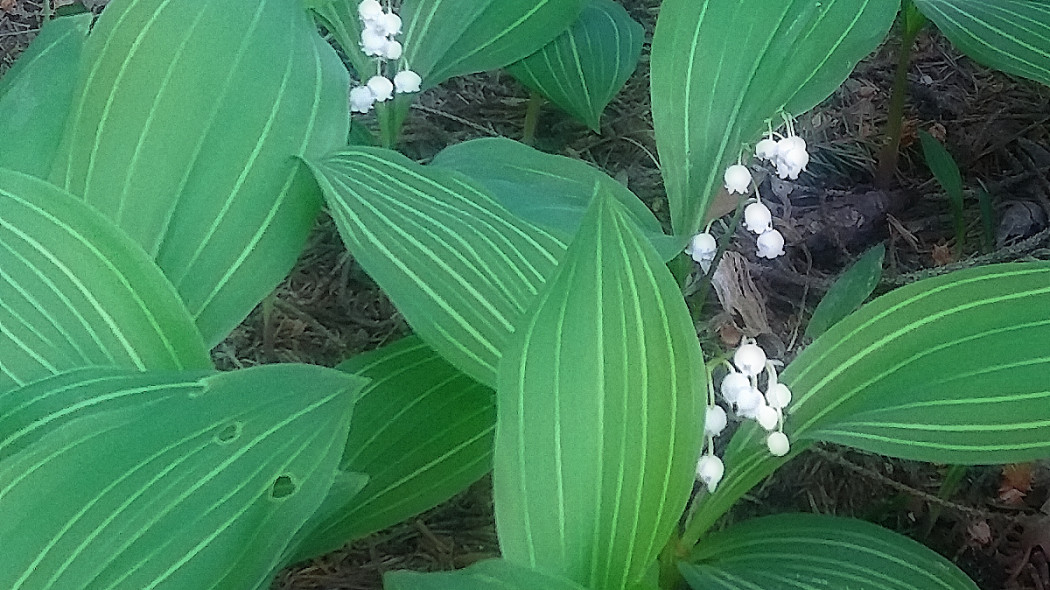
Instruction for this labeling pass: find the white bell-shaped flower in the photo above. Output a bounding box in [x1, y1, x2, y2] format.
[358, 0, 384, 23]
[723, 164, 752, 195]
[733, 342, 767, 376]
[360, 27, 388, 56]
[735, 387, 764, 418]
[382, 39, 403, 60]
[756, 405, 779, 431]
[349, 86, 376, 113]
[377, 11, 402, 36]
[687, 232, 717, 264]
[697, 455, 725, 492]
[756, 229, 785, 259]
[774, 135, 809, 180]
[776, 147, 809, 180]
[755, 138, 778, 161]
[705, 405, 728, 437]
[394, 70, 422, 93]
[720, 371, 750, 404]
[766, 383, 792, 409]
[367, 75, 394, 102]
[743, 202, 772, 234]
[776, 135, 806, 158]
[767, 431, 790, 456]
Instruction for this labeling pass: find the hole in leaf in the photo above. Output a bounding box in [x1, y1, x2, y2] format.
[214, 423, 241, 444]
[271, 475, 297, 499]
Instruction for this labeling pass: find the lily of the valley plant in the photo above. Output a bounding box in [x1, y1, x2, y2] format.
[1, 1, 1049, 590]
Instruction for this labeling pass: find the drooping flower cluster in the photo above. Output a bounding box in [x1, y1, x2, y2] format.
[696, 338, 793, 493]
[686, 120, 811, 270]
[349, 0, 423, 114]
[756, 131, 809, 180]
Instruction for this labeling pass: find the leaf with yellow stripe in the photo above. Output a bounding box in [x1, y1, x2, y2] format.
[913, 0, 1050, 88]
[686, 262, 1050, 543]
[0, 169, 210, 394]
[306, 147, 567, 388]
[650, 0, 899, 234]
[681, 514, 977, 590]
[0, 364, 366, 590]
[306, 0, 585, 89]
[50, 0, 349, 346]
[494, 191, 705, 589]
[506, 0, 644, 132]
[787, 262, 1050, 464]
[0, 13, 91, 179]
[288, 336, 495, 561]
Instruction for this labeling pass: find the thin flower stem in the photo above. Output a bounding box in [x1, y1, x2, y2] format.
[689, 196, 747, 321]
[522, 90, 543, 146]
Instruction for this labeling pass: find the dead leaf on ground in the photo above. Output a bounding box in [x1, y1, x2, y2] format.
[968, 520, 992, 546]
[1000, 463, 1035, 505]
[931, 242, 954, 266]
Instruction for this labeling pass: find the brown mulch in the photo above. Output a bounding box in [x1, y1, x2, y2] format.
[4, 1, 1050, 589]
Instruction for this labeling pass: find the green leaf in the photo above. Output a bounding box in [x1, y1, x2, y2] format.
[430, 137, 682, 260]
[805, 244, 886, 339]
[307, 2, 374, 82]
[50, 0, 350, 346]
[650, 0, 899, 234]
[681, 513, 978, 590]
[0, 169, 211, 394]
[494, 193, 705, 589]
[919, 130, 966, 250]
[308, 0, 585, 89]
[385, 559, 589, 590]
[289, 336, 495, 561]
[787, 262, 1050, 464]
[399, 0, 587, 87]
[913, 0, 1050, 87]
[506, 0, 644, 132]
[0, 14, 91, 178]
[306, 147, 567, 387]
[788, 267, 1050, 462]
[689, 262, 1050, 540]
[0, 364, 366, 590]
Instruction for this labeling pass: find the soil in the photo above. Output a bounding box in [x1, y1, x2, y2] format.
[3, 1, 1050, 589]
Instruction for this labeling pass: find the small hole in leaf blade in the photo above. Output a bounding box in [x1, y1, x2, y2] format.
[214, 423, 241, 443]
[271, 475, 297, 499]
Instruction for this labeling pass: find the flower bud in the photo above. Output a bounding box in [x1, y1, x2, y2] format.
[756, 229, 785, 259]
[378, 12, 402, 36]
[720, 372, 750, 404]
[697, 455, 725, 492]
[358, 0, 383, 22]
[723, 164, 752, 194]
[394, 70, 422, 93]
[360, 27, 388, 56]
[743, 202, 772, 234]
[367, 75, 394, 102]
[755, 138, 778, 161]
[735, 387, 764, 418]
[767, 431, 790, 456]
[756, 405, 779, 431]
[766, 383, 792, 409]
[733, 343, 767, 376]
[349, 86, 376, 113]
[705, 405, 728, 437]
[382, 39, 403, 60]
